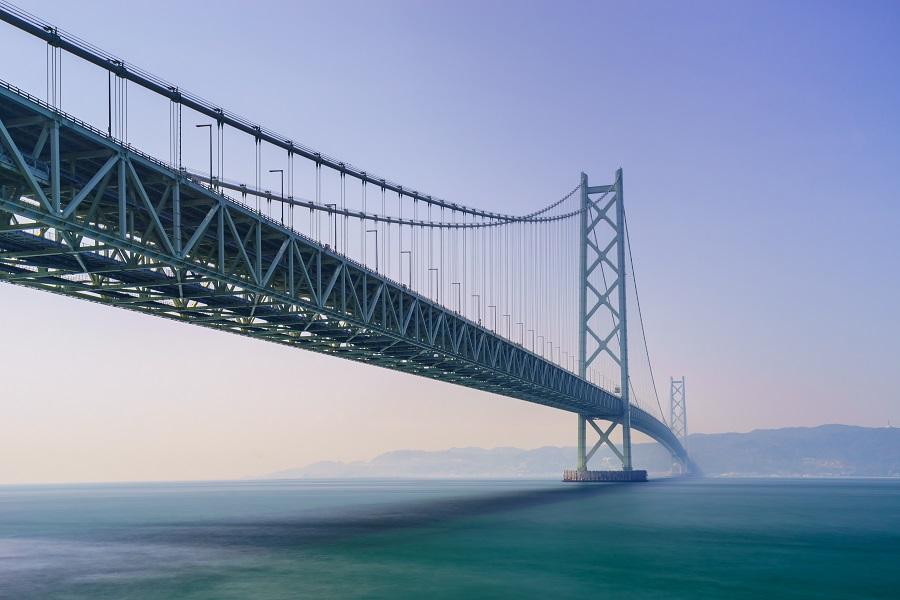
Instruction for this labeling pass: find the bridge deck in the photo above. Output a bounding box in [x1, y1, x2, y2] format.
[0, 81, 687, 461]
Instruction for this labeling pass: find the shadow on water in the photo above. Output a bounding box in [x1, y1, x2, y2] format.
[129, 481, 638, 550]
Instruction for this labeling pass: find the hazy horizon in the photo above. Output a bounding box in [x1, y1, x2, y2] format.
[1, 0, 898, 484]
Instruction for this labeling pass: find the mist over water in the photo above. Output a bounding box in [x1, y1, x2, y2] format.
[1, 478, 898, 599]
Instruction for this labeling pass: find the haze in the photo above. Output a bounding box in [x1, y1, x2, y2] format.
[1, 0, 898, 484]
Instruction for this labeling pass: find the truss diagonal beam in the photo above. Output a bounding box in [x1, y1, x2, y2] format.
[0, 77, 687, 467]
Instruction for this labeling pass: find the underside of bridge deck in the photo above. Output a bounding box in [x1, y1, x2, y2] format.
[0, 79, 689, 467]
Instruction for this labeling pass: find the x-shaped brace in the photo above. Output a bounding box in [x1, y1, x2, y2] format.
[585, 419, 625, 464]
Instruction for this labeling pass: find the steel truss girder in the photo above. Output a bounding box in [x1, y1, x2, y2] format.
[0, 81, 688, 462]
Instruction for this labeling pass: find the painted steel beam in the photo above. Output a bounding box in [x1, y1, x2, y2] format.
[0, 78, 688, 462]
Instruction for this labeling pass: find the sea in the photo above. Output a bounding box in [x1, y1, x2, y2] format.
[0, 478, 898, 599]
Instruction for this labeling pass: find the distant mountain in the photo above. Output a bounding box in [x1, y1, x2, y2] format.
[688, 424, 900, 477]
[264, 425, 900, 479]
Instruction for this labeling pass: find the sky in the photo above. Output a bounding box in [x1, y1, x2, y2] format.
[0, 0, 898, 484]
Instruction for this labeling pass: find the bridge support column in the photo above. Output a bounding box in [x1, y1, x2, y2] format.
[564, 416, 646, 482]
[577, 415, 587, 472]
[669, 376, 689, 473]
[615, 168, 633, 471]
[574, 169, 635, 475]
[669, 376, 687, 449]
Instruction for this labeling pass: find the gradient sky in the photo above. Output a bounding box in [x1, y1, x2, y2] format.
[1, 0, 898, 484]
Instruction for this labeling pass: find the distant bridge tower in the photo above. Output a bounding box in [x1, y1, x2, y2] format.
[572, 168, 637, 479]
[669, 377, 687, 449]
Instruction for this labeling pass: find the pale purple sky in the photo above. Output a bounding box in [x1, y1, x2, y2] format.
[1, 0, 898, 483]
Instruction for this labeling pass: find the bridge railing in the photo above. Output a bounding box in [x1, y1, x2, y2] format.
[0, 15, 691, 466]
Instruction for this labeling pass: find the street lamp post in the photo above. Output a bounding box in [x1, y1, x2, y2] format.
[428, 267, 439, 302]
[451, 282, 461, 313]
[366, 229, 378, 271]
[195, 124, 213, 188]
[325, 204, 337, 249]
[269, 169, 284, 225]
[400, 250, 412, 288]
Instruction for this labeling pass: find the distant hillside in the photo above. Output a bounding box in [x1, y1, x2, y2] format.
[688, 425, 900, 477]
[264, 425, 900, 479]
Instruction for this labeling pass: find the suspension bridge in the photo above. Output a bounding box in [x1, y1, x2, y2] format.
[0, 4, 693, 479]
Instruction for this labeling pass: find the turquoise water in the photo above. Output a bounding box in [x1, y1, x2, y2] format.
[1, 478, 898, 598]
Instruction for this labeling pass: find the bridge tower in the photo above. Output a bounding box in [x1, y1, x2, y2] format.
[669, 377, 687, 448]
[568, 168, 641, 481]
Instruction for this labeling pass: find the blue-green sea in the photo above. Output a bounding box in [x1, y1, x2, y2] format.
[1, 478, 898, 599]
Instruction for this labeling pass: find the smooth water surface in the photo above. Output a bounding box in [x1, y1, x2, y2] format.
[1, 478, 898, 598]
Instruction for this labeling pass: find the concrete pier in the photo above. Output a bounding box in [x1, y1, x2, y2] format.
[563, 469, 648, 482]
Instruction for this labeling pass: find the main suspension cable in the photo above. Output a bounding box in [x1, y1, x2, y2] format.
[190, 172, 588, 229]
[624, 209, 667, 424]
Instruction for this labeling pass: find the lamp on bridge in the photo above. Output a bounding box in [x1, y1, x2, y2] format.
[268, 169, 284, 225]
[400, 250, 412, 289]
[195, 123, 213, 190]
[428, 267, 439, 302]
[324, 203, 337, 249]
[366, 229, 379, 272]
[488, 305, 497, 332]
